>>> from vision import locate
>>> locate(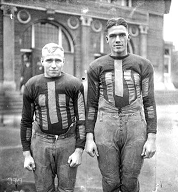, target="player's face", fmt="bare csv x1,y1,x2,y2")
41,50,64,78
106,25,129,57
